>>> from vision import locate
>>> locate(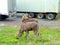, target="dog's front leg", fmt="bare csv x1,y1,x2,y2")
16,30,23,39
